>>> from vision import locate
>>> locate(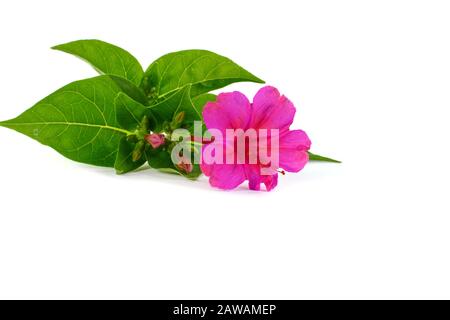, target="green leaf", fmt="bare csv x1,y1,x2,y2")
114,92,147,132
53,39,144,86
0,76,132,167
114,137,146,174
108,75,148,105
142,50,264,100
146,85,201,125
184,164,202,180
192,93,216,118
145,147,173,169
183,93,216,135
145,148,202,180
308,151,341,163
